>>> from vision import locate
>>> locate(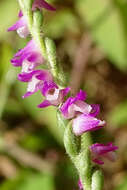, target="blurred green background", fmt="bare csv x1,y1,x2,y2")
0,0,127,189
